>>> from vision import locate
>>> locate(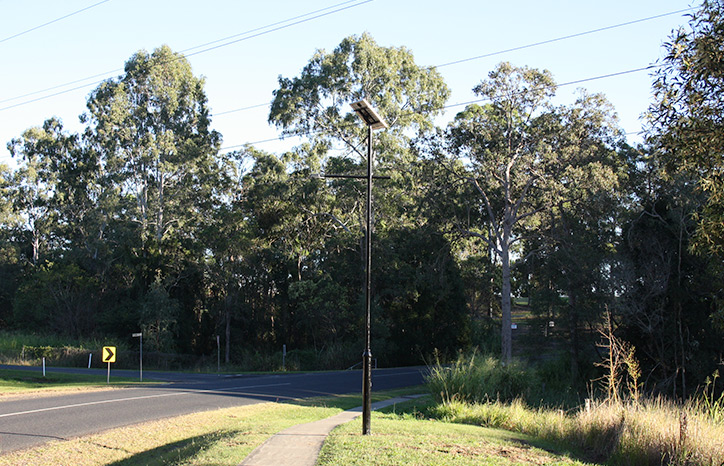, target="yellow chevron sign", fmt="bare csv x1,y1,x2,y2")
102,346,116,363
